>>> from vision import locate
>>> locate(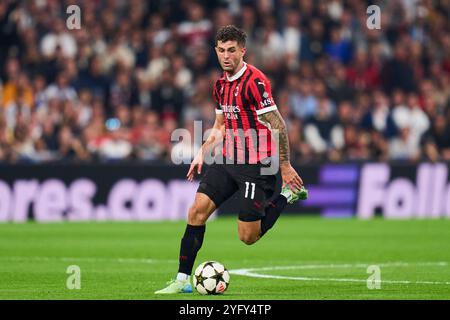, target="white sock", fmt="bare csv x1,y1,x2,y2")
176,272,189,281
280,188,291,199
